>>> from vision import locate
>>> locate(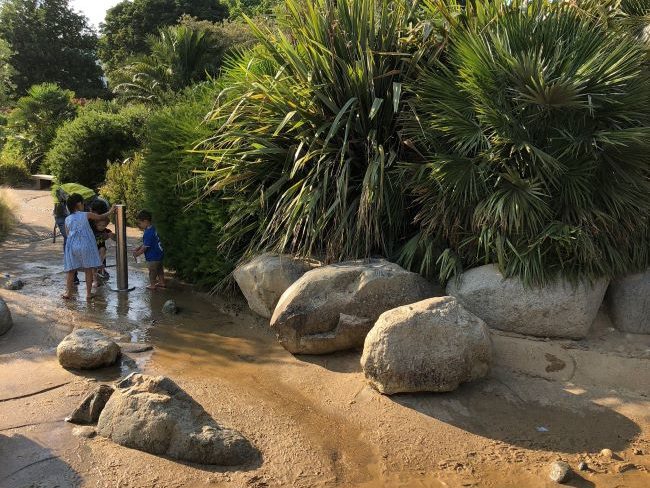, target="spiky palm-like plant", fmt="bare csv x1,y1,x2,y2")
198,0,441,263
403,0,650,285
112,24,218,104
